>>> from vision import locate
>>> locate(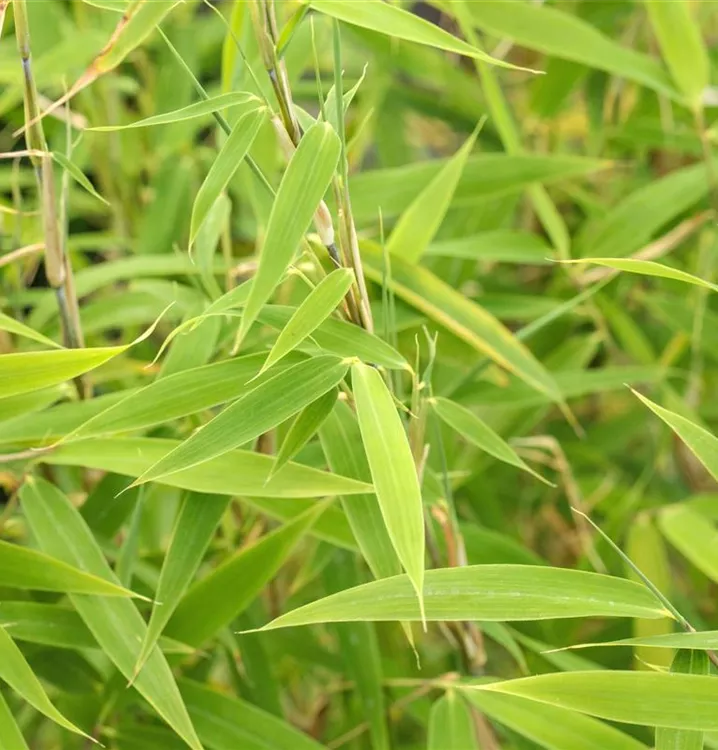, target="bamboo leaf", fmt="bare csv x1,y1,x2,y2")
134,494,229,678
0,312,61,349
237,122,341,347
130,356,350,487
51,151,109,205
0,691,29,750
271,388,338,479
428,691,479,750
190,106,266,245
0,538,139,598
309,0,534,70
631,390,718,483
351,362,426,619
644,0,708,106
388,126,480,263
255,565,668,630
464,688,648,750
89,92,261,130
166,503,327,647
18,477,202,750
43,437,373,498
361,240,563,403
562,258,718,292
260,269,355,374
656,650,709,750
0,626,90,740
658,505,718,585
425,230,553,264
431,396,551,484
473,671,718,732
